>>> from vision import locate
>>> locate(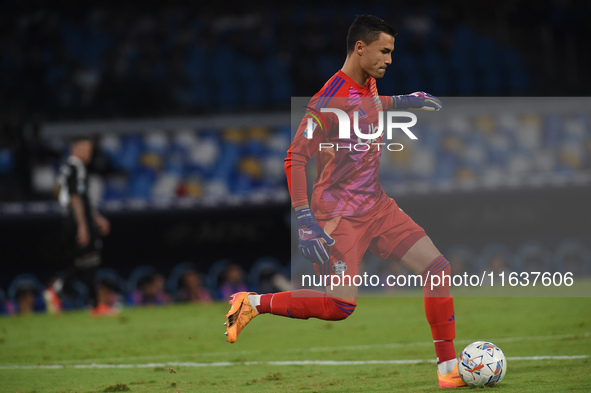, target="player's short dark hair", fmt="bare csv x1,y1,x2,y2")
68,135,94,147
346,15,397,54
